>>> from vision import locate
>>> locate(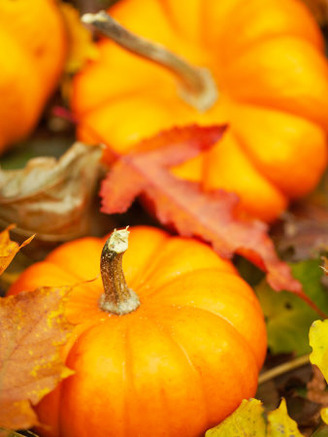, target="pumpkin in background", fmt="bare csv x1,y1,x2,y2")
72,0,328,222
8,226,266,437
0,0,67,153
